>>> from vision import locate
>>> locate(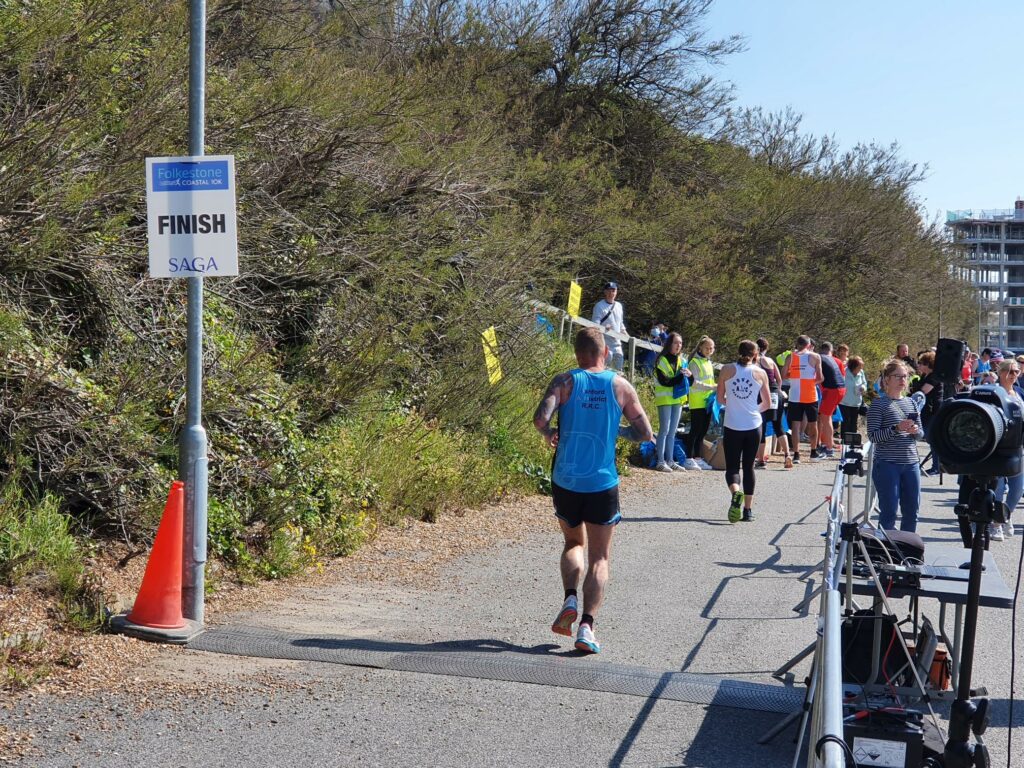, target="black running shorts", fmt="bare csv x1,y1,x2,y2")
552,483,621,528
787,400,819,423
